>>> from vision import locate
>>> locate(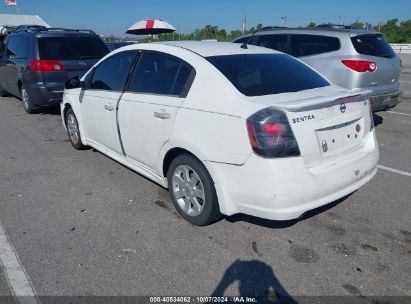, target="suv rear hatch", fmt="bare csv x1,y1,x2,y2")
38,35,109,93
350,34,401,95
